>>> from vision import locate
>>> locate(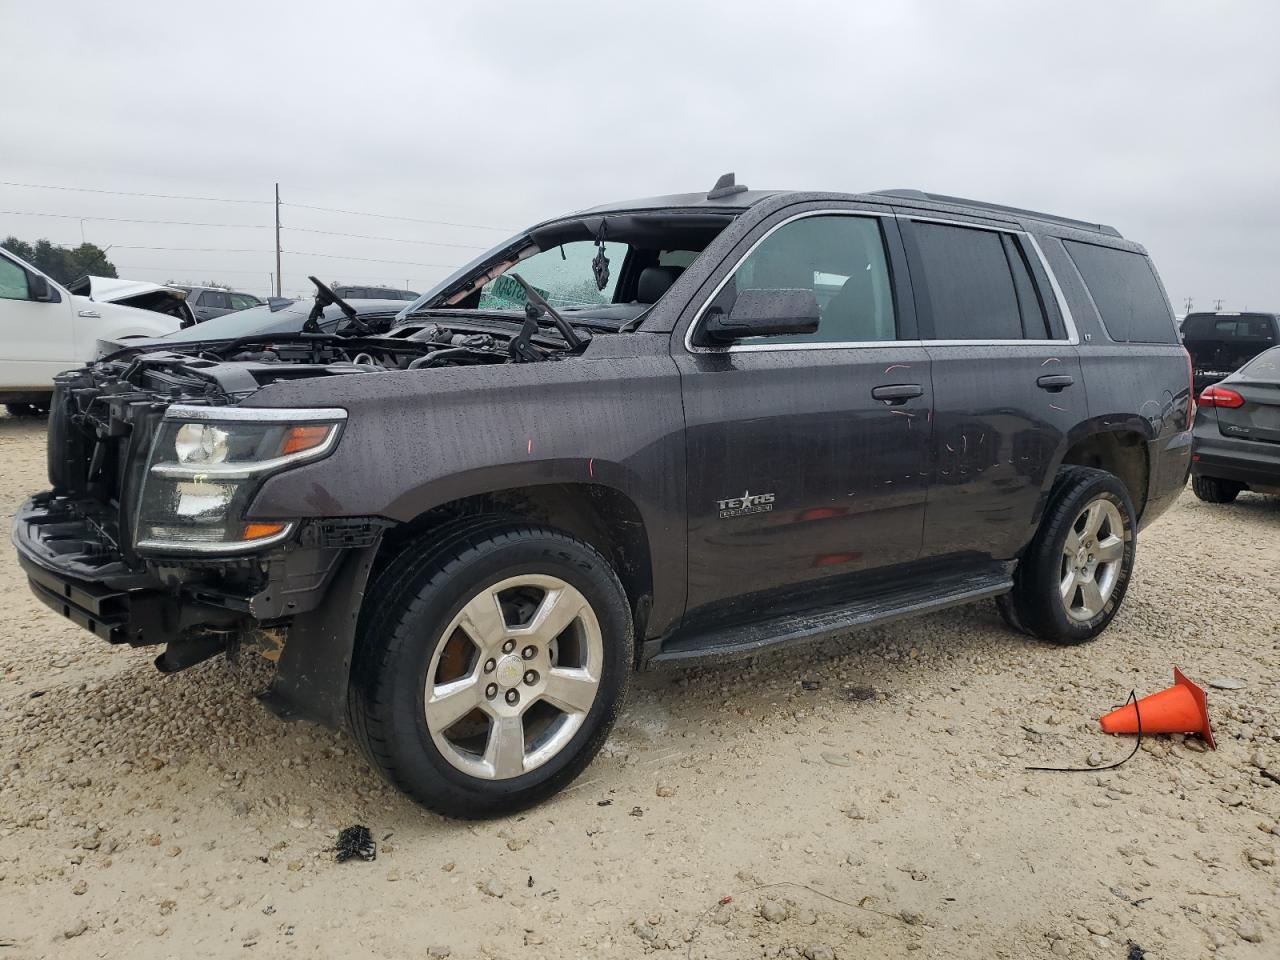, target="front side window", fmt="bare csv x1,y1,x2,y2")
229,293,258,310
704,215,896,344
478,240,626,310
0,257,31,301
